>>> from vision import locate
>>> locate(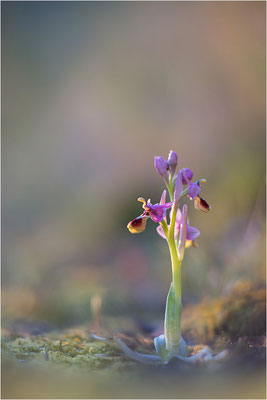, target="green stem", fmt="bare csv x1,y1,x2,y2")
167,202,181,300
167,182,174,202
163,175,187,300
169,204,177,239
160,213,181,300
168,236,181,300
160,219,169,239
